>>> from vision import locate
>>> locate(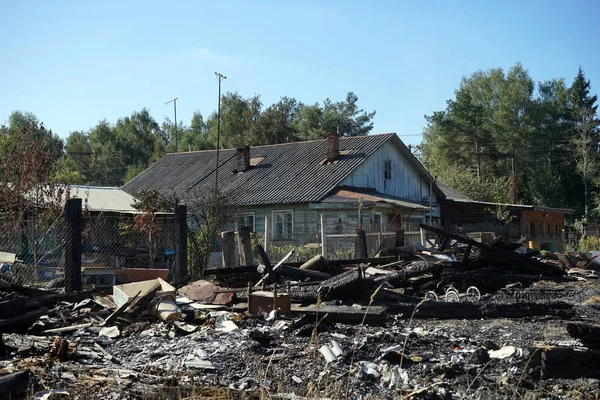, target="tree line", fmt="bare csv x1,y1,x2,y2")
421,63,599,221
0,92,375,186
0,92,375,187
